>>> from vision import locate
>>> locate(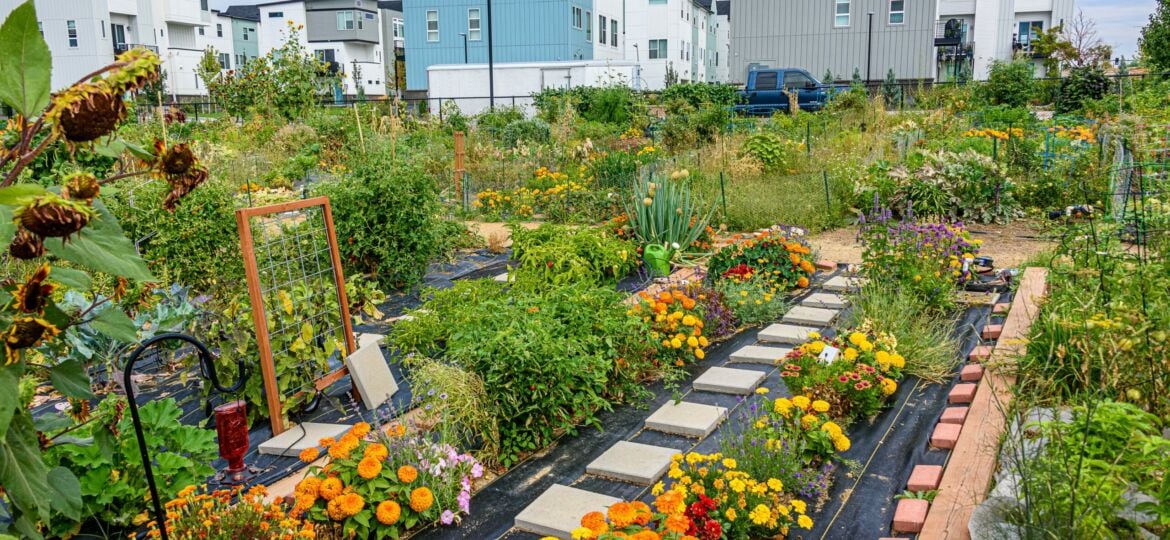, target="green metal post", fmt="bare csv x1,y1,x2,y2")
719,171,728,220
822,171,831,212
